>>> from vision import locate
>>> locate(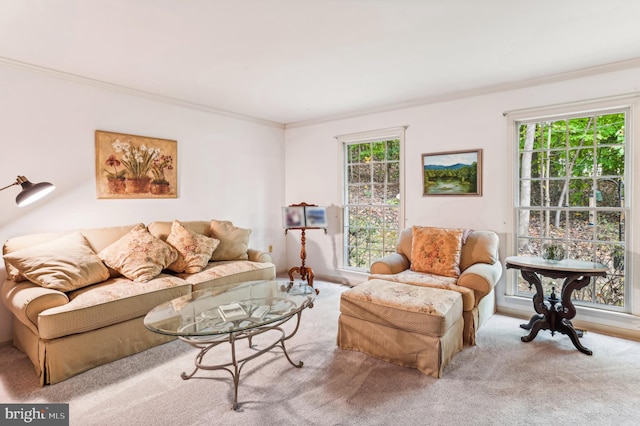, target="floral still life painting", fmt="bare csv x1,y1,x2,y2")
95,130,177,199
